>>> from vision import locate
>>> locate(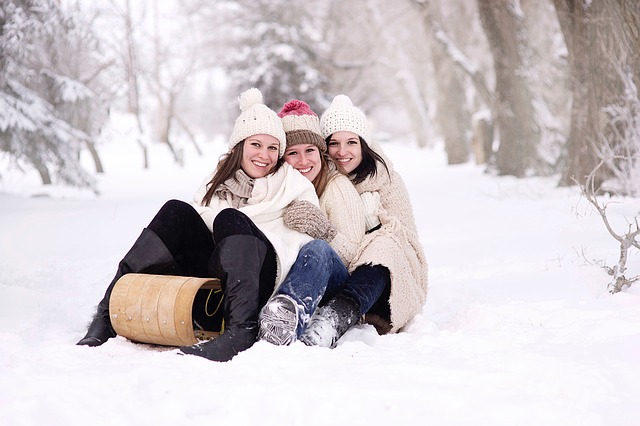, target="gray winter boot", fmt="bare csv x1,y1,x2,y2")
258,294,299,346
300,294,360,348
